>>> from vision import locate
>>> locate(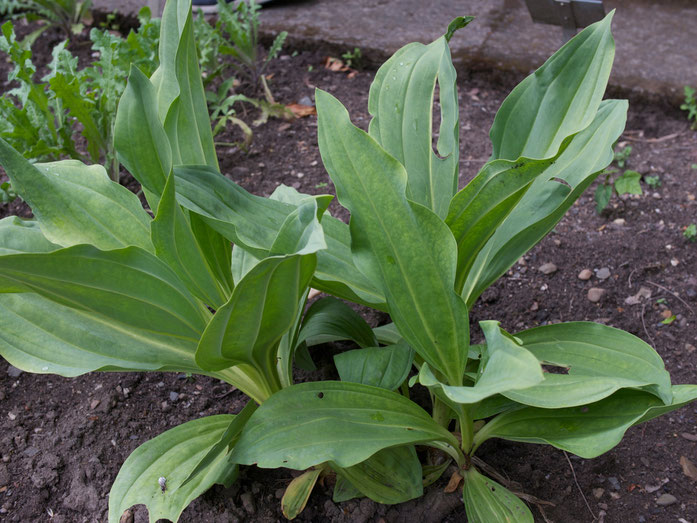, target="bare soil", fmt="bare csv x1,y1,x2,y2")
0,16,696,523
